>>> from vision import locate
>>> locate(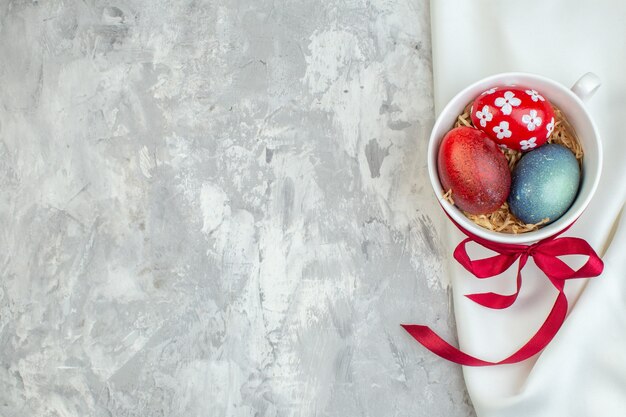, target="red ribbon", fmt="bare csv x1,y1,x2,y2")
402,218,604,366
